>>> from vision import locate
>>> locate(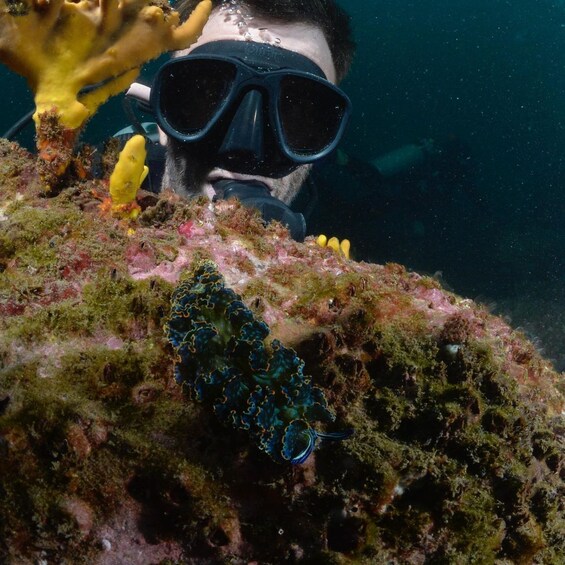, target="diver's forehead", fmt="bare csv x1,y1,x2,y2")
176,6,337,84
